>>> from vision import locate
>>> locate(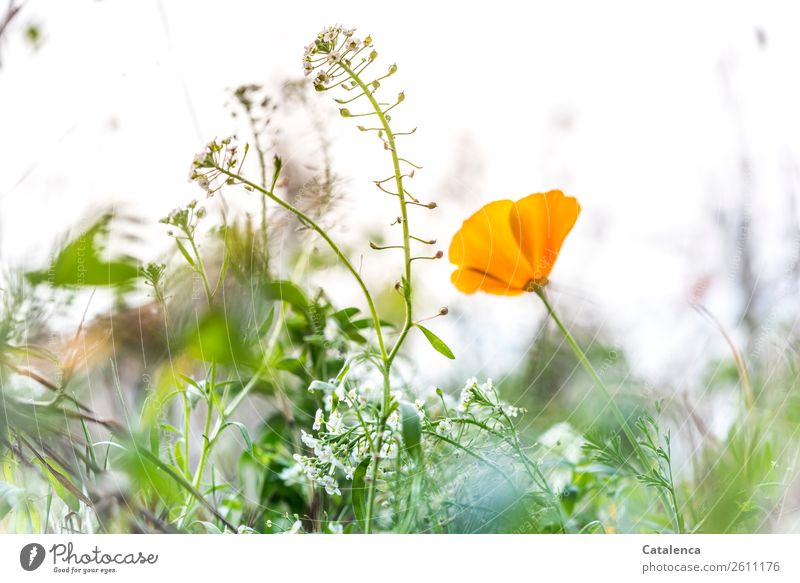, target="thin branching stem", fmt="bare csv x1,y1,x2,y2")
535,287,683,533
